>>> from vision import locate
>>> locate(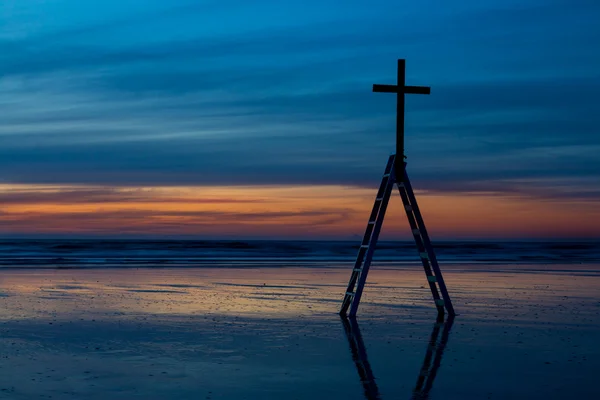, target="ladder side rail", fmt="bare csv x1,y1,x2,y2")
397,183,444,312
367,157,393,223
363,176,390,245
348,165,395,317
340,252,365,314
340,155,395,315
356,155,394,263
402,168,456,316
